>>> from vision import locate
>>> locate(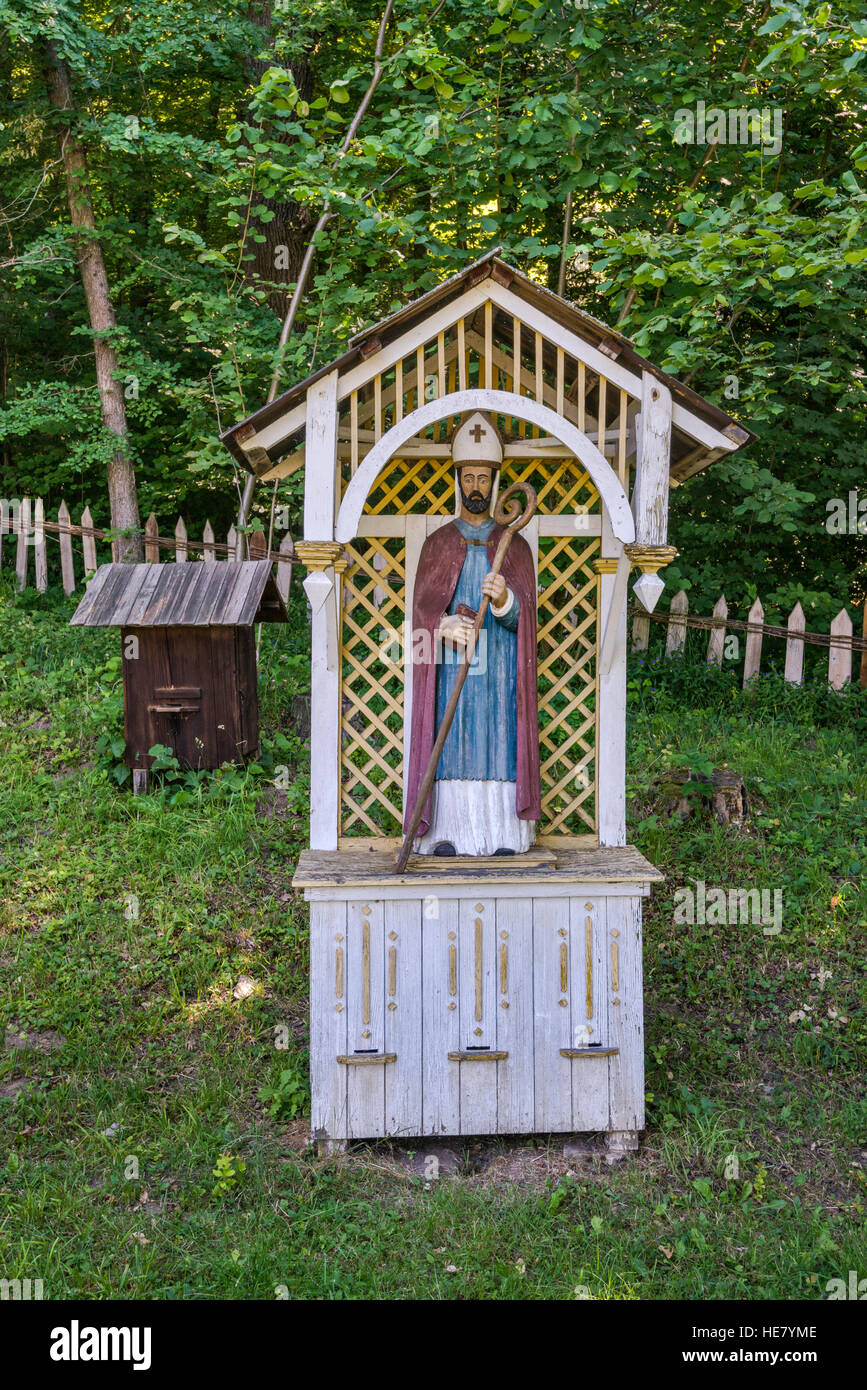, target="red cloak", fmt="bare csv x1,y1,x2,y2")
405,521,541,836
